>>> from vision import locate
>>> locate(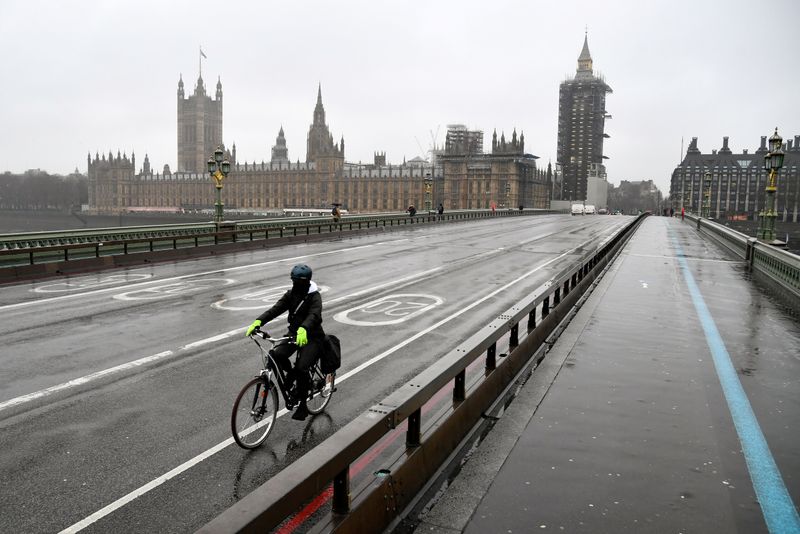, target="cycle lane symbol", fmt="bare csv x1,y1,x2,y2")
33,273,153,293
333,294,443,326
211,285,330,311
113,277,236,301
